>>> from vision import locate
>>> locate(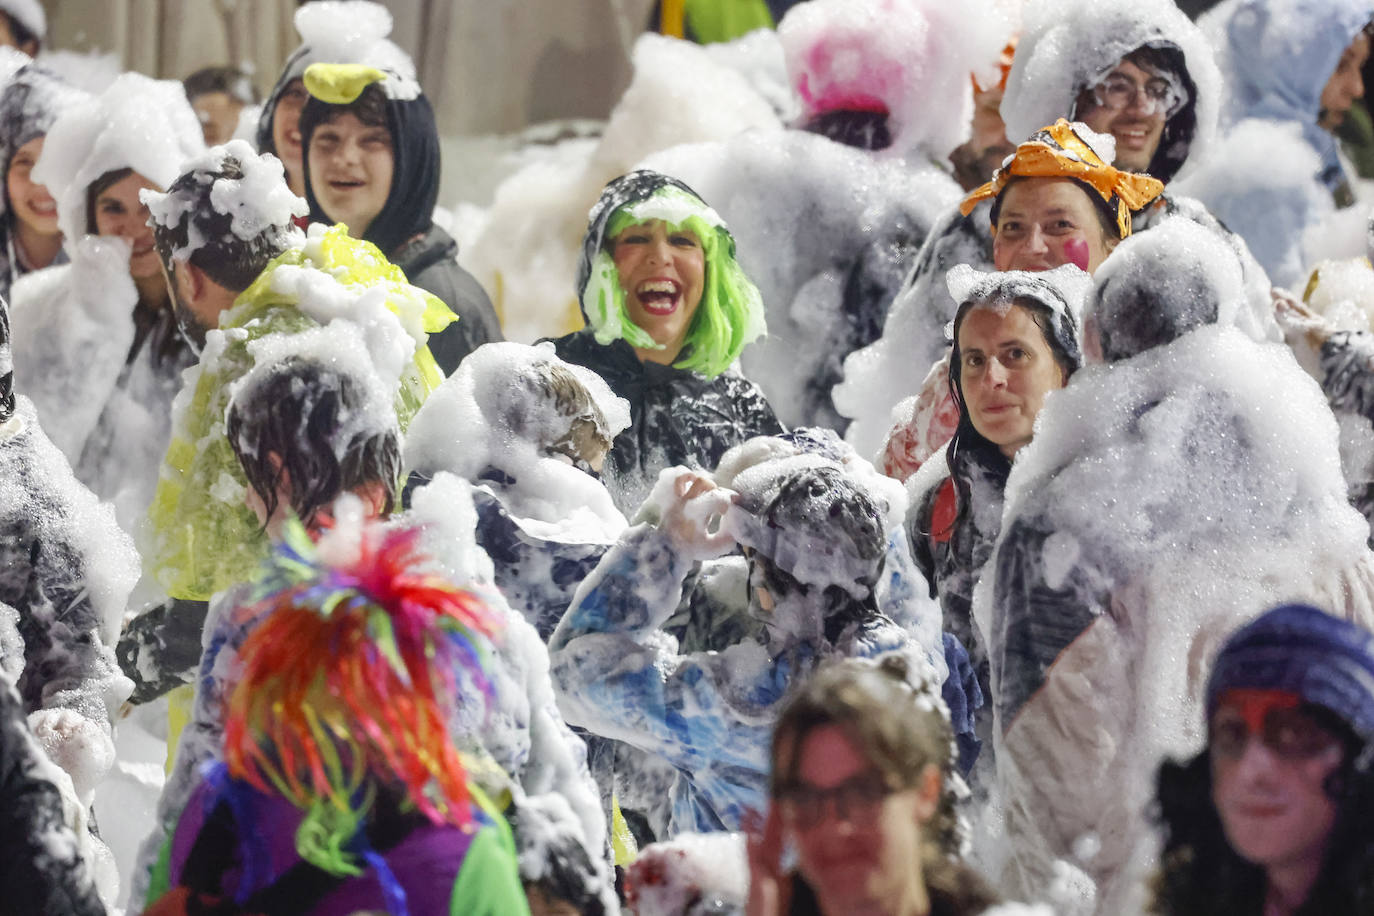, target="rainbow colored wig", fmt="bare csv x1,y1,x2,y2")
222,520,502,877
580,181,766,378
